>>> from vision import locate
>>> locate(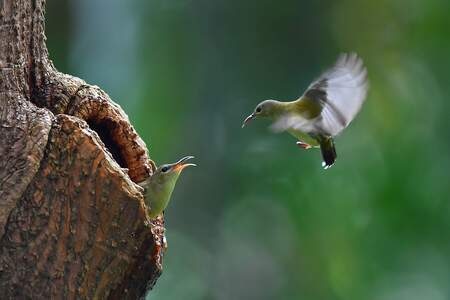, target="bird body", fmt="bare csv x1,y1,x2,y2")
287,128,320,147
139,156,195,219
242,53,368,168
249,100,321,146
